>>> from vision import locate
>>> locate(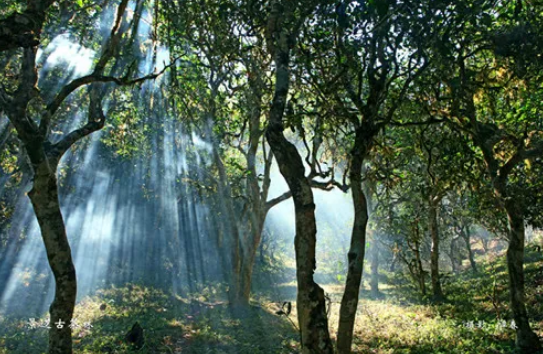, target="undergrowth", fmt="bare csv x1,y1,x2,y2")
0,247,542,353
